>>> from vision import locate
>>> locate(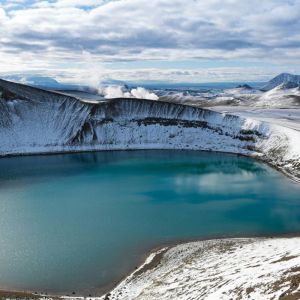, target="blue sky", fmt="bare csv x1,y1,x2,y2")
0,0,300,85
